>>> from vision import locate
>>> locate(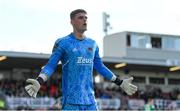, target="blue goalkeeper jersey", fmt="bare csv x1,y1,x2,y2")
41,33,115,104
